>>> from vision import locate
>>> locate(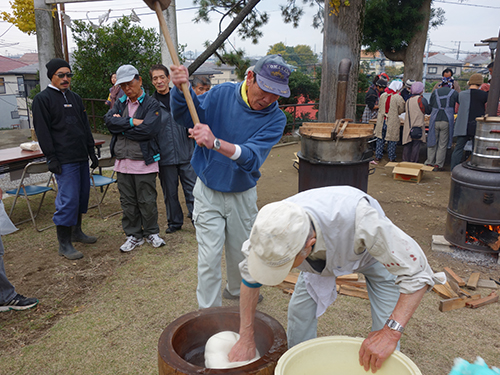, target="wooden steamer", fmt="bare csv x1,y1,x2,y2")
158,306,287,375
